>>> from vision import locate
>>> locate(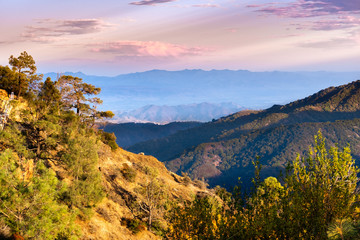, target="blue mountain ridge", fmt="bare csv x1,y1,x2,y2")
44,69,360,122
